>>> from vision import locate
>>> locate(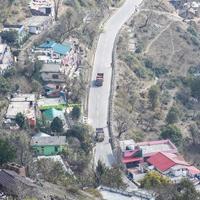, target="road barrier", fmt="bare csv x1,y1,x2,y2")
99,185,155,200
